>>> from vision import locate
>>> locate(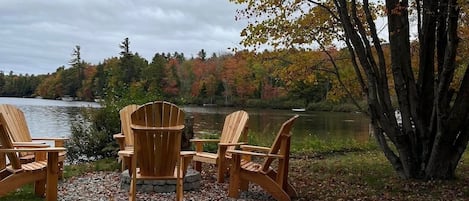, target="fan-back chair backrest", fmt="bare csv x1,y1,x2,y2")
0,113,22,170
0,104,32,142
120,104,139,147
218,110,249,154
262,115,299,172
131,101,185,177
